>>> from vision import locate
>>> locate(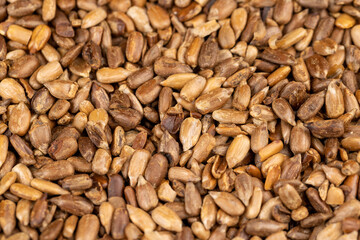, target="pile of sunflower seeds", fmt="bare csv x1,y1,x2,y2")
0,0,360,239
